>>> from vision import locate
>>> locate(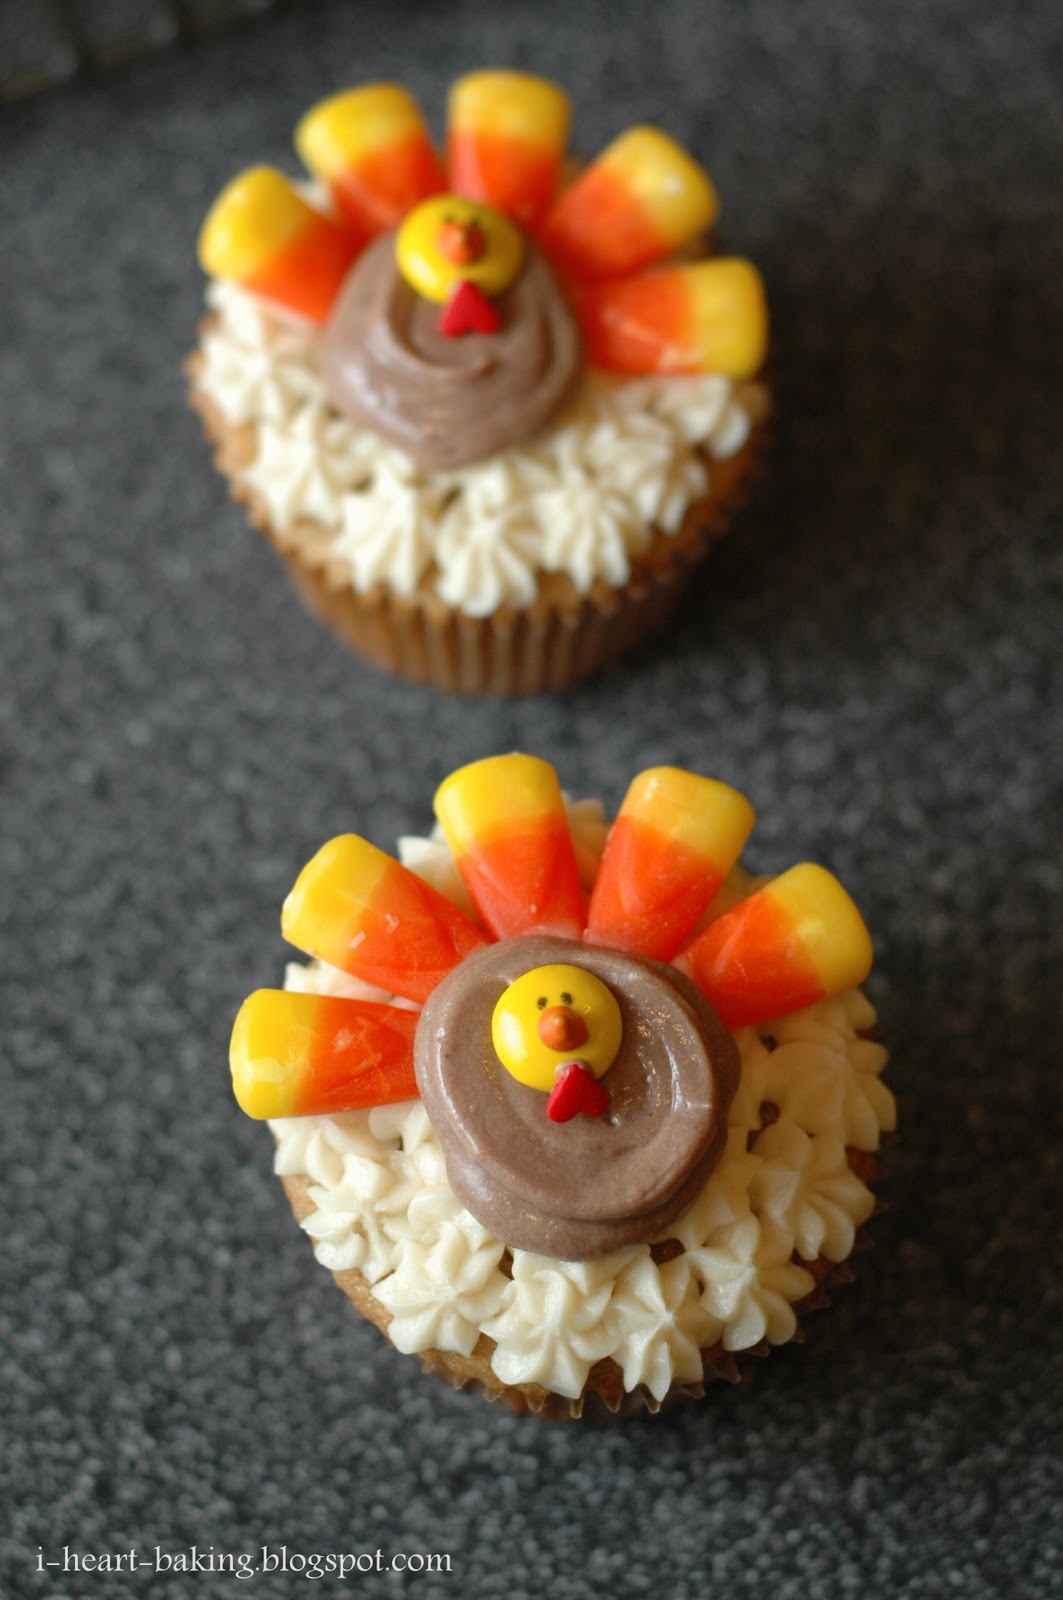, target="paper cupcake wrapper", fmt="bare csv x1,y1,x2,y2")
189,351,767,696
